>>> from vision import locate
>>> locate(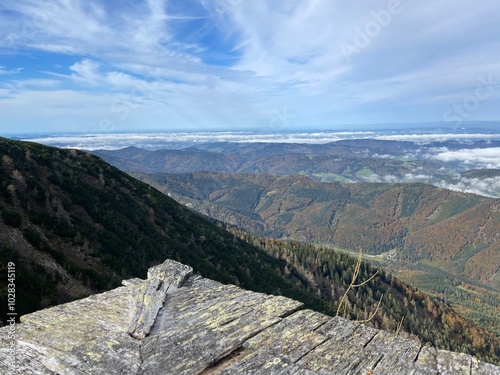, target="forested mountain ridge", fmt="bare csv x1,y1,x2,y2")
132,171,498,288
92,143,444,180
92,139,500,198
